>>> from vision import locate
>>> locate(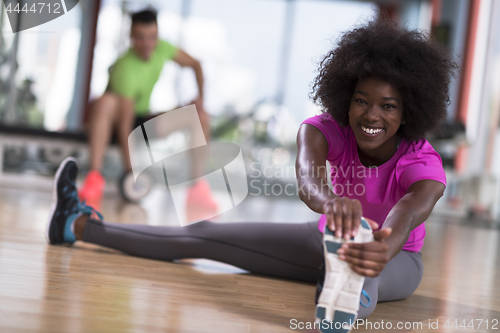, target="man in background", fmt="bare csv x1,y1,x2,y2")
80,9,215,212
